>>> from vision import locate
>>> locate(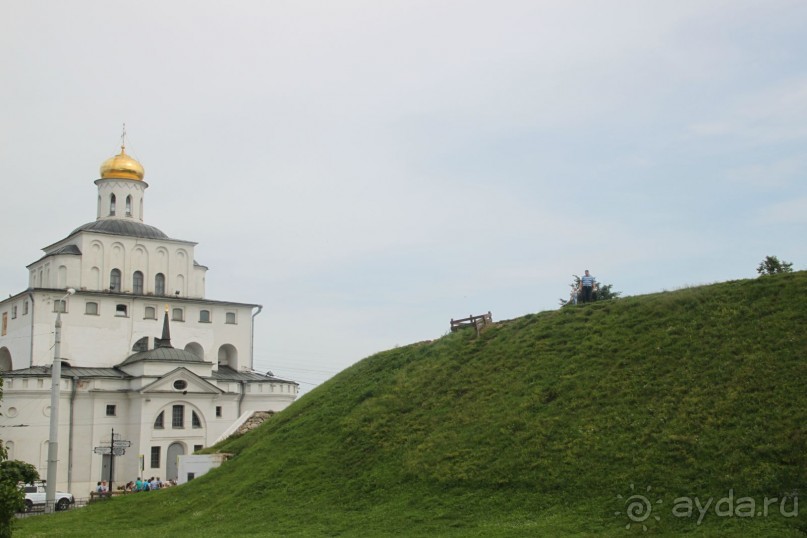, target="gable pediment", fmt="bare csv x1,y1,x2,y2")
141,367,222,395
